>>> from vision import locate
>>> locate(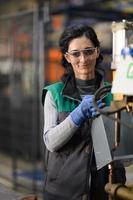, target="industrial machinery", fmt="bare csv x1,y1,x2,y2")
93,20,133,200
